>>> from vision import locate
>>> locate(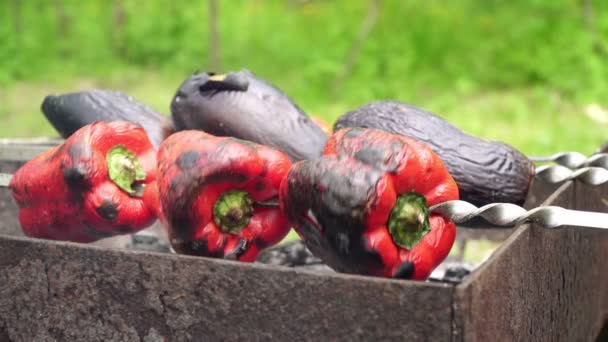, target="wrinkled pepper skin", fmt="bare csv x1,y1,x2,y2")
157,130,292,261
9,121,158,243
280,127,459,280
